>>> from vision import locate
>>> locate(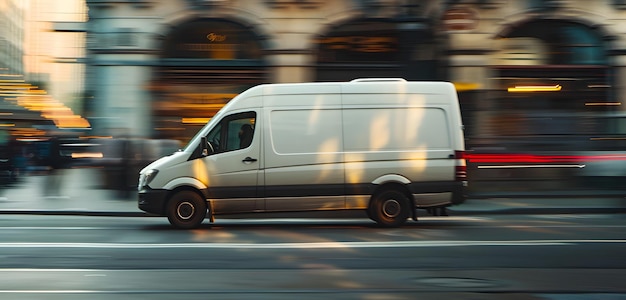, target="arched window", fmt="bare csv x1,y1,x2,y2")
162,19,263,60
500,20,606,65
315,19,440,81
